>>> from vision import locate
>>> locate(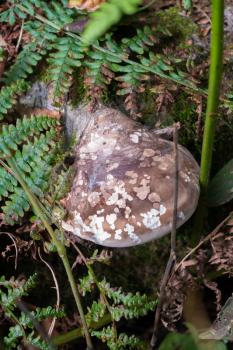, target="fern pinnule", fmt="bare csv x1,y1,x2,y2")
0,80,29,120
0,167,17,200
4,43,46,84
92,326,147,350
3,188,30,224
0,115,59,157
47,37,85,101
